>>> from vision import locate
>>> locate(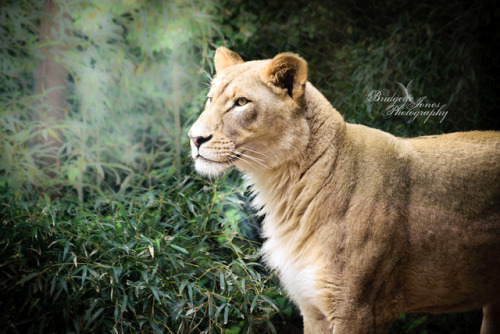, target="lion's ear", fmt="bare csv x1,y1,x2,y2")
262,53,308,100
214,47,244,73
